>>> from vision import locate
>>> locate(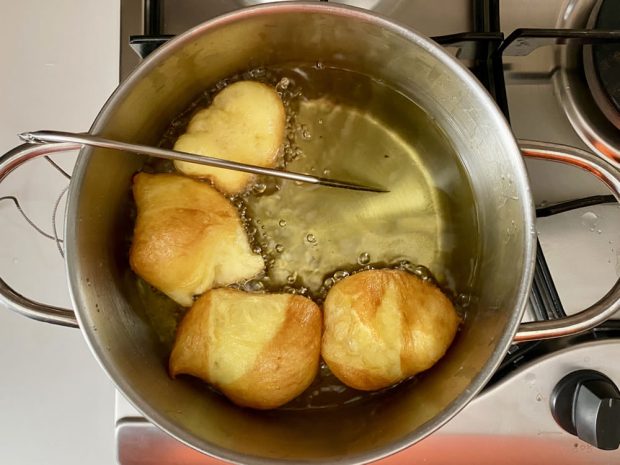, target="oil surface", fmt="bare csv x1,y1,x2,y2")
136,64,479,409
